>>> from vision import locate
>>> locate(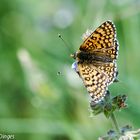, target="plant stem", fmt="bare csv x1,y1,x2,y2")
110,113,121,135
